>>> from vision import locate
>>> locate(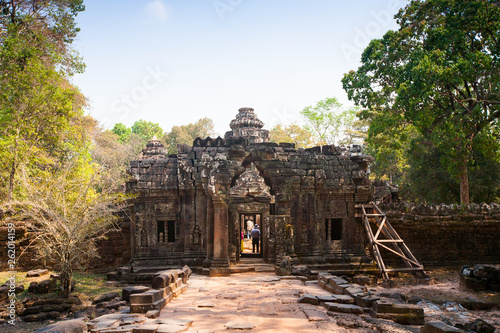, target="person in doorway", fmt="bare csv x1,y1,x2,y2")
251,224,260,253
246,219,254,239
